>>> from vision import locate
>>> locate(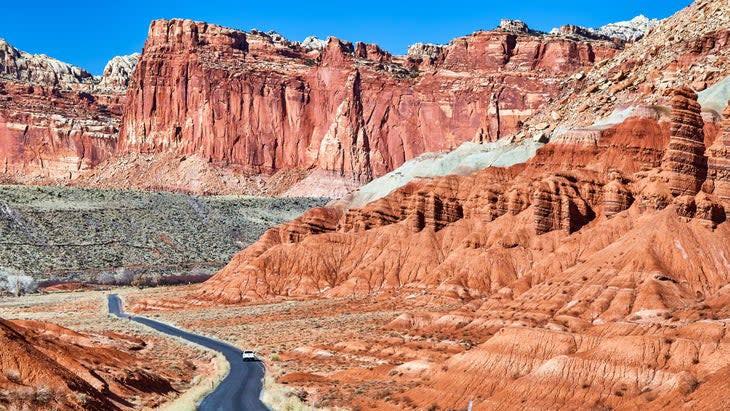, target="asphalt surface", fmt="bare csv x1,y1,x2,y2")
107,294,268,411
